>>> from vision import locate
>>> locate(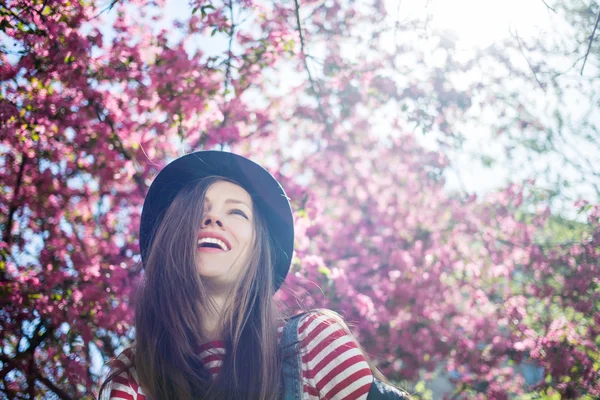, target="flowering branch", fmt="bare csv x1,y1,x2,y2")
92,103,146,195
293,0,329,129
